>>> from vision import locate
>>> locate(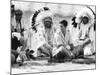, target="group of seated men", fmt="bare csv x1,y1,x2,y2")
11,6,96,65
37,17,93,63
